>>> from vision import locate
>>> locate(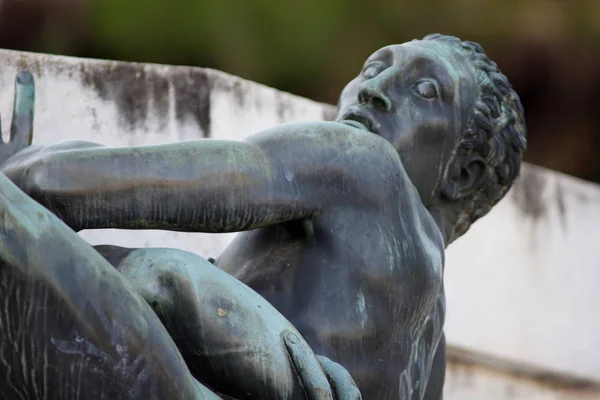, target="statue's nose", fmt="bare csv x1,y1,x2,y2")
358,77,392,112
